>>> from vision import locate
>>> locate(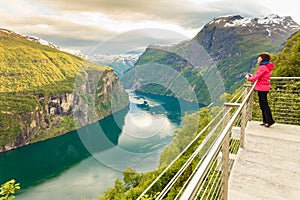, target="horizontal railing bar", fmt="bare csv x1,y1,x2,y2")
273,98,300,101
275,116,300,119
223,103,241,107
275,108,300,110
274,106,300,109
273,111,300,114
271,77,300,80
275,101,300,107
273,90,300,93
